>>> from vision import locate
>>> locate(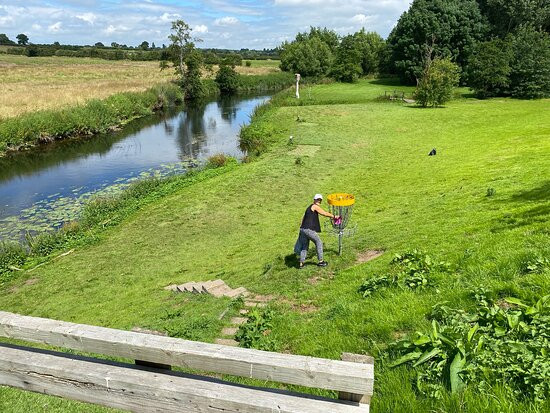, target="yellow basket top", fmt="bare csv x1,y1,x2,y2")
327,193,355,207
